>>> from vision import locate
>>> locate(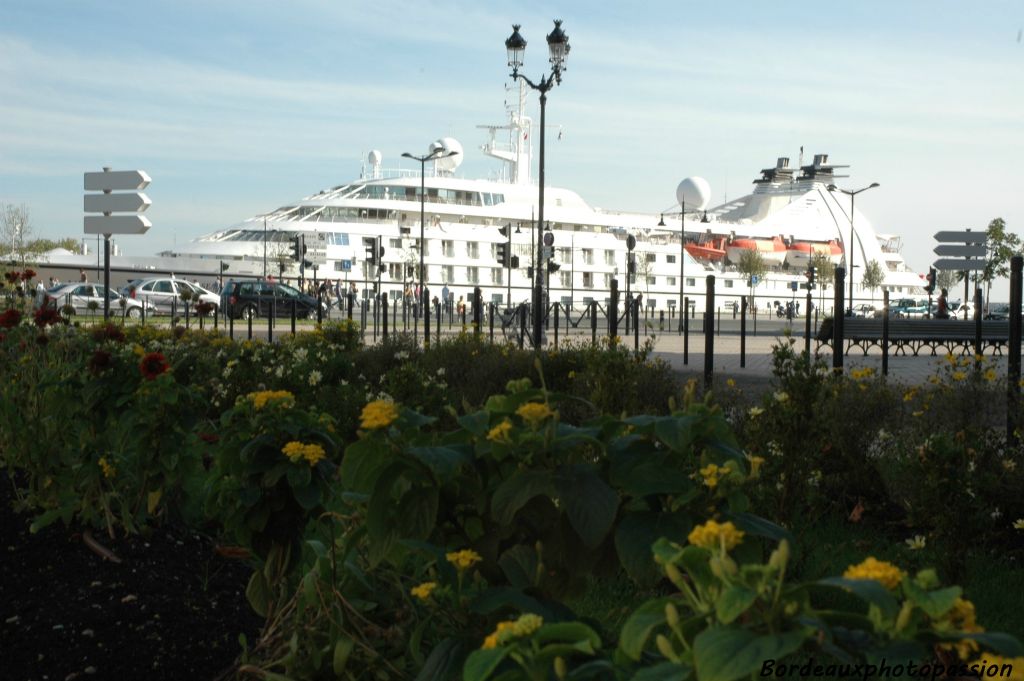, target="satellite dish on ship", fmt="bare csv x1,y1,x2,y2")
368,150,382,167
433,137,464,172
676,177,711,211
